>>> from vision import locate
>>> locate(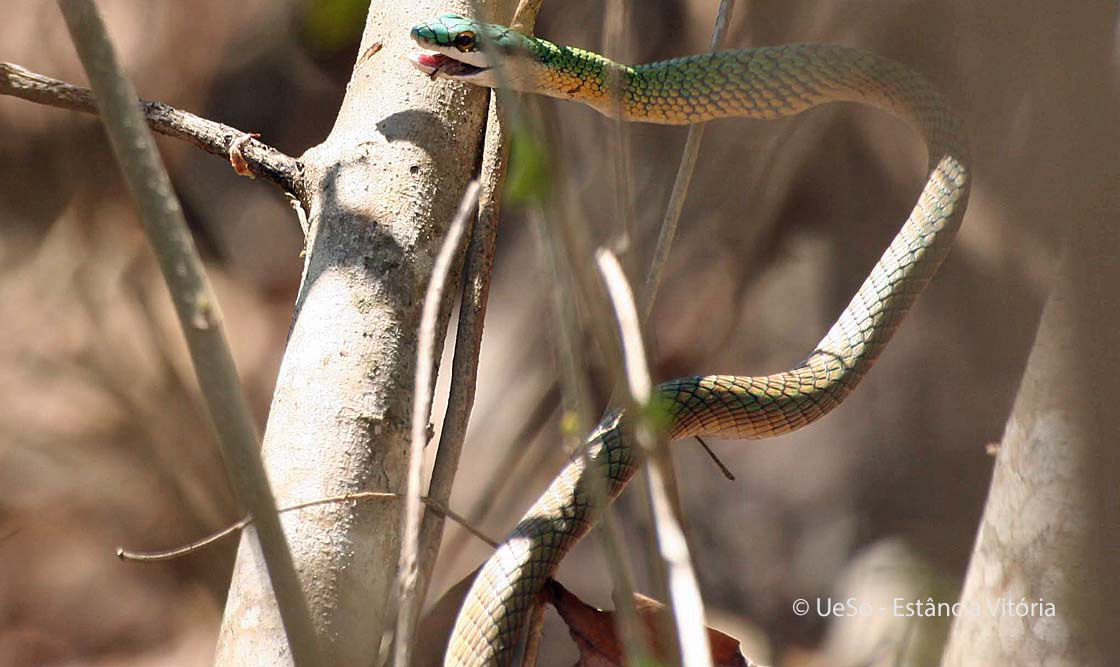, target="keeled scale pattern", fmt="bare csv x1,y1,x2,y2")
445,40,970,667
